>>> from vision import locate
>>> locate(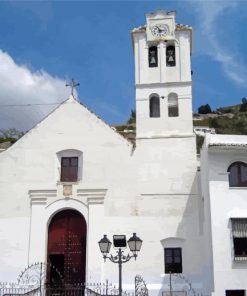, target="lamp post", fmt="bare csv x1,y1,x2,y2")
98,233,142,296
